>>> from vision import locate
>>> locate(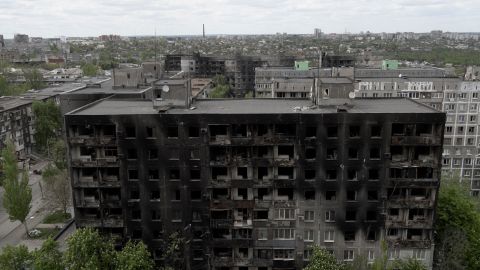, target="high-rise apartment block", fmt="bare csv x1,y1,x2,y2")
66,88,444,269
442,81,480,193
